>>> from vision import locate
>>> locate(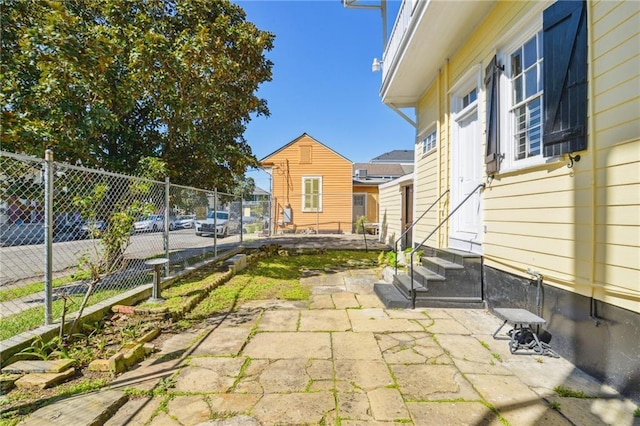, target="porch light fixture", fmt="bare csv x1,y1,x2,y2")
371,57,383,72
